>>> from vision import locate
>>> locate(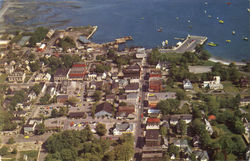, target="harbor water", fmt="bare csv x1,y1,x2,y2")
2,0,250,62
